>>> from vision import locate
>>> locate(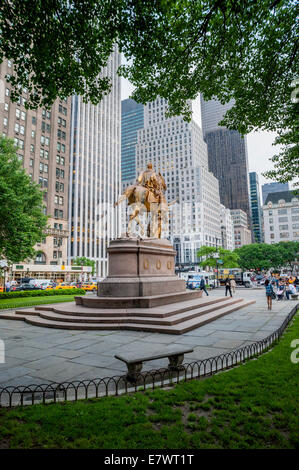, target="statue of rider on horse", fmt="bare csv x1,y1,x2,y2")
114,163,169,238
